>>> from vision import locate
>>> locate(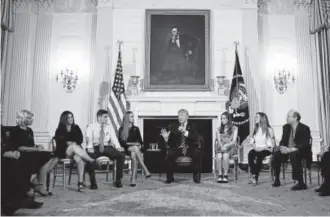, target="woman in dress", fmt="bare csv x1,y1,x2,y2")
118,111,151,187
54,111,95,191
248,112,275,186
8,110,56,196
215,111,238,183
